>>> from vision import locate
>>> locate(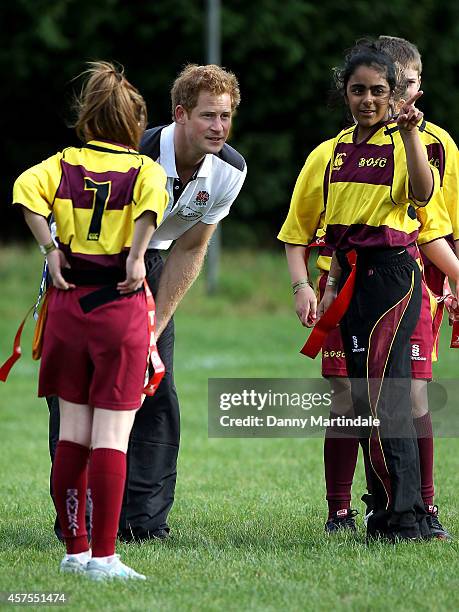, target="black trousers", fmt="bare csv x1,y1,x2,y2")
338,248,429,537
48,249,180,540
